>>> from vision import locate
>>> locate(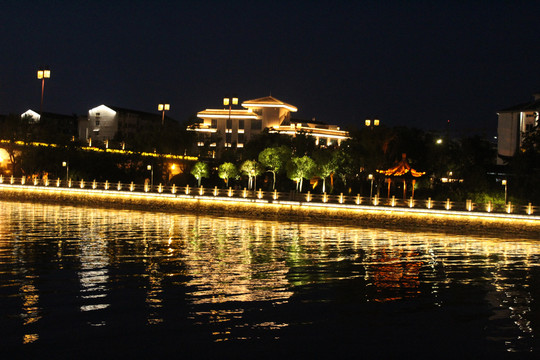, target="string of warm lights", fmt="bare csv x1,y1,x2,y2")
0,180,538,224
0,139,198,160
